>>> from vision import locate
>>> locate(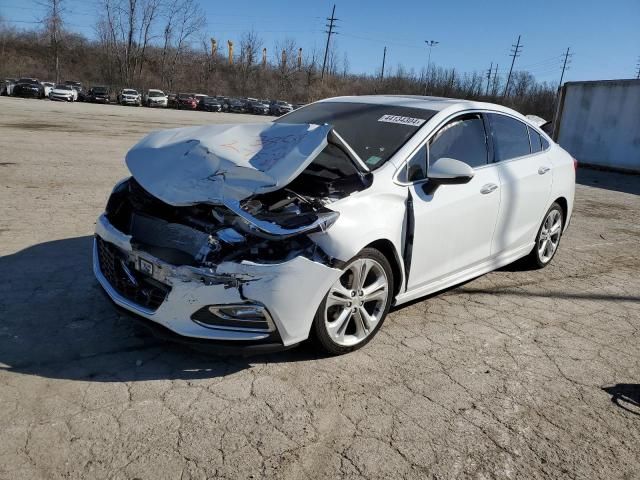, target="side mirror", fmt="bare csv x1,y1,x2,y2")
427,157,475,184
